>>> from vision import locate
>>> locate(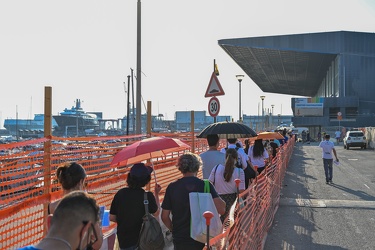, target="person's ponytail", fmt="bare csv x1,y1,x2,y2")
224,148,237,182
